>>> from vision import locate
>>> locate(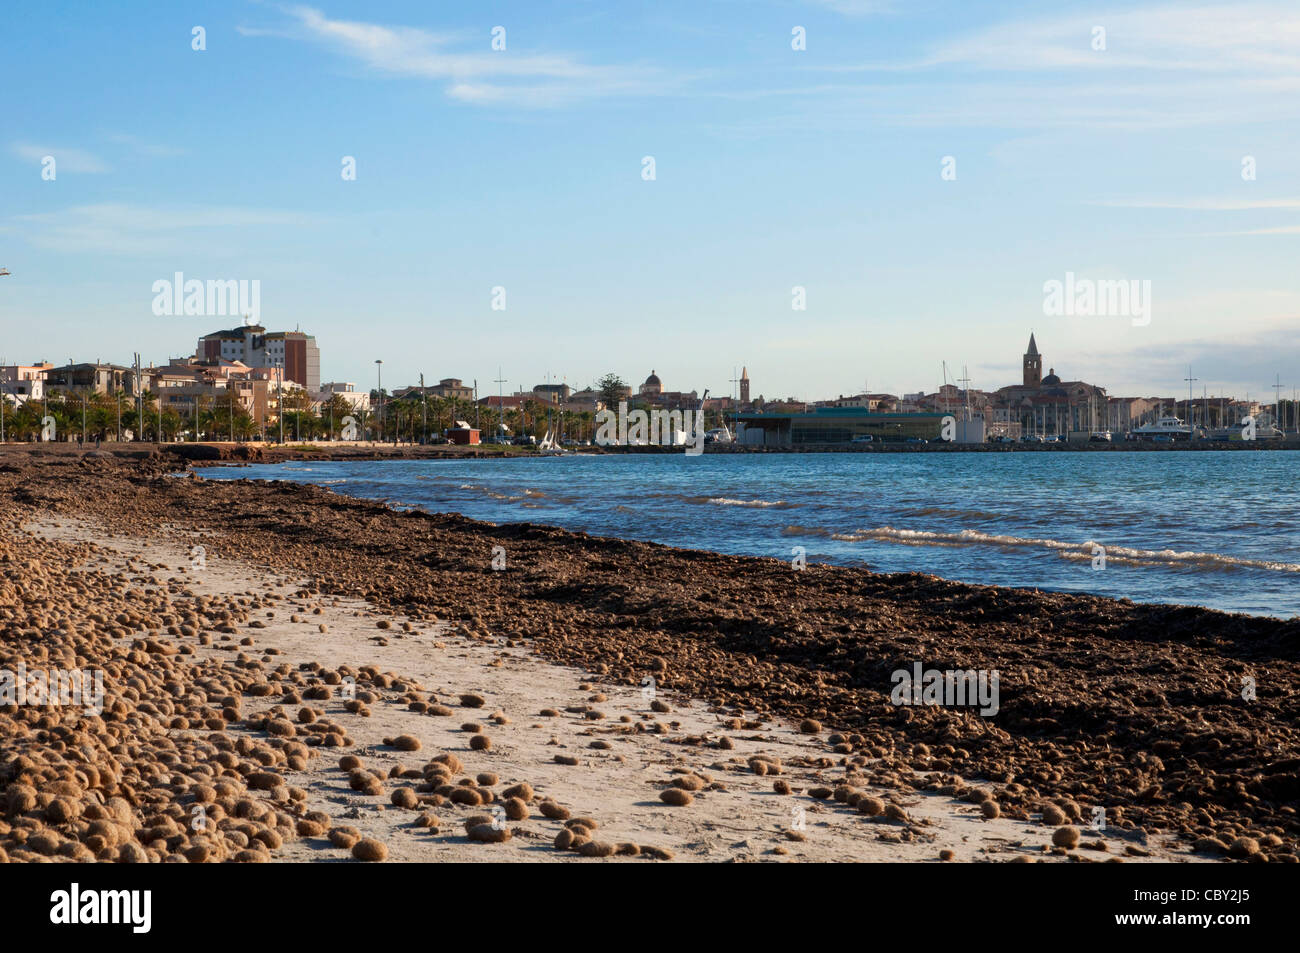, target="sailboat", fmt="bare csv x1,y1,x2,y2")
537,428,566,455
